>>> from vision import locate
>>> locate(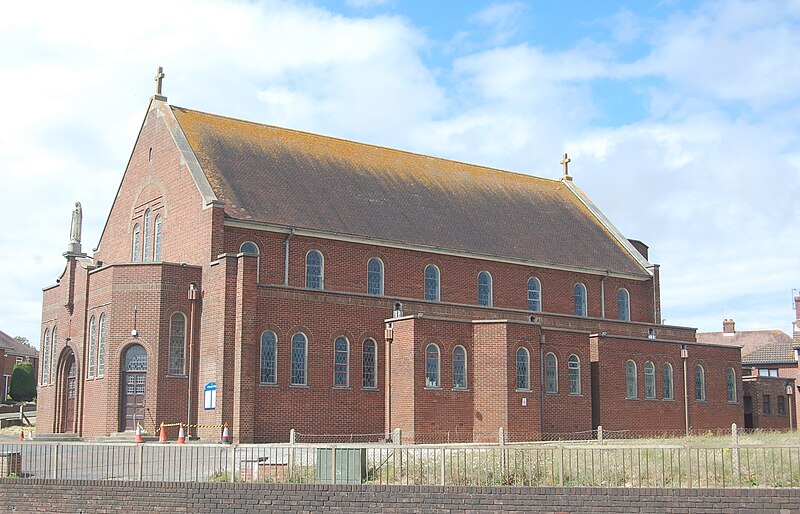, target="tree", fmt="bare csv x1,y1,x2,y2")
13,336,34,349
9,362,36,402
